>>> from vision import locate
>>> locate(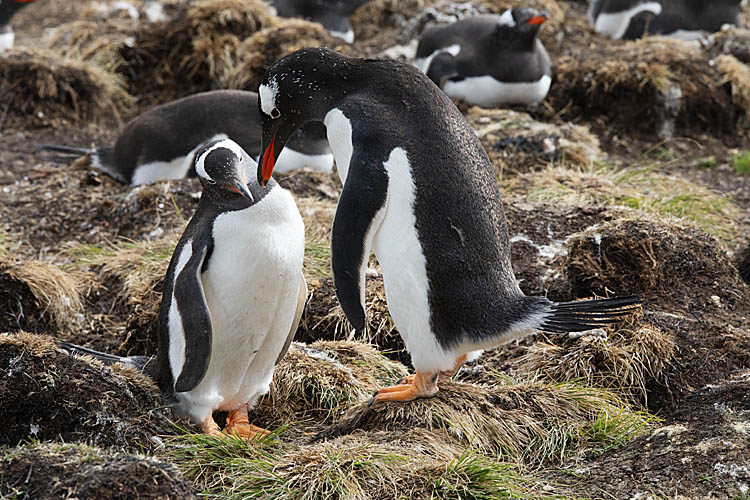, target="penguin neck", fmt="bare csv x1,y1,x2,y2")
199,180,275,212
